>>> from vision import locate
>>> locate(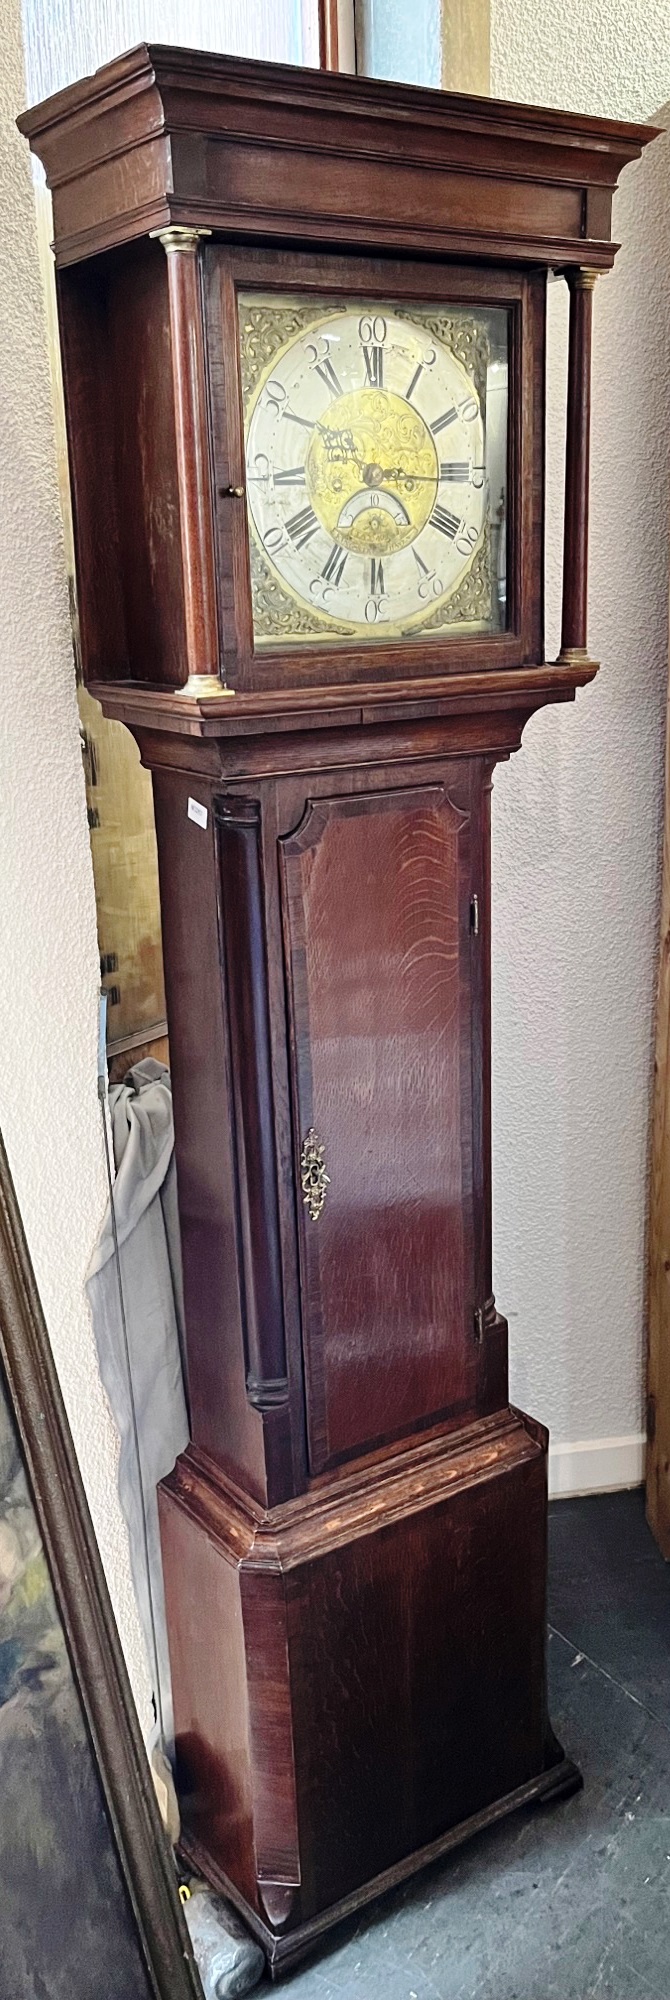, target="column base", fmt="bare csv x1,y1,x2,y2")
178,672,235,697
554,647,599,671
